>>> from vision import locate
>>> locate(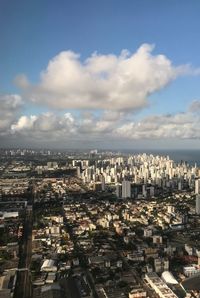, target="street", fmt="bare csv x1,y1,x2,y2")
14,206,33,298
